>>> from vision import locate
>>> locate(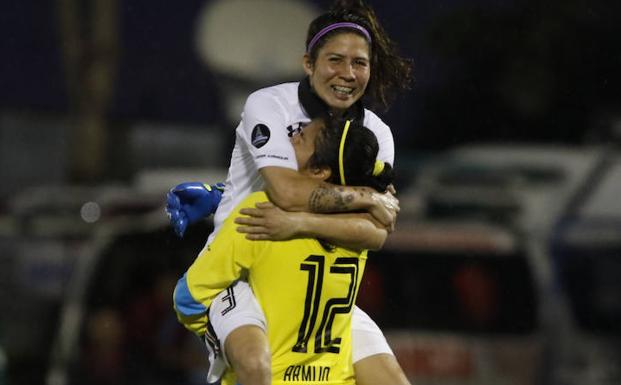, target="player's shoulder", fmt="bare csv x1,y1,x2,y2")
363,108,392,142
244,191,269,203
218,191,270,240
247,82,299,104
363,108,389,129
234,191,269,212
